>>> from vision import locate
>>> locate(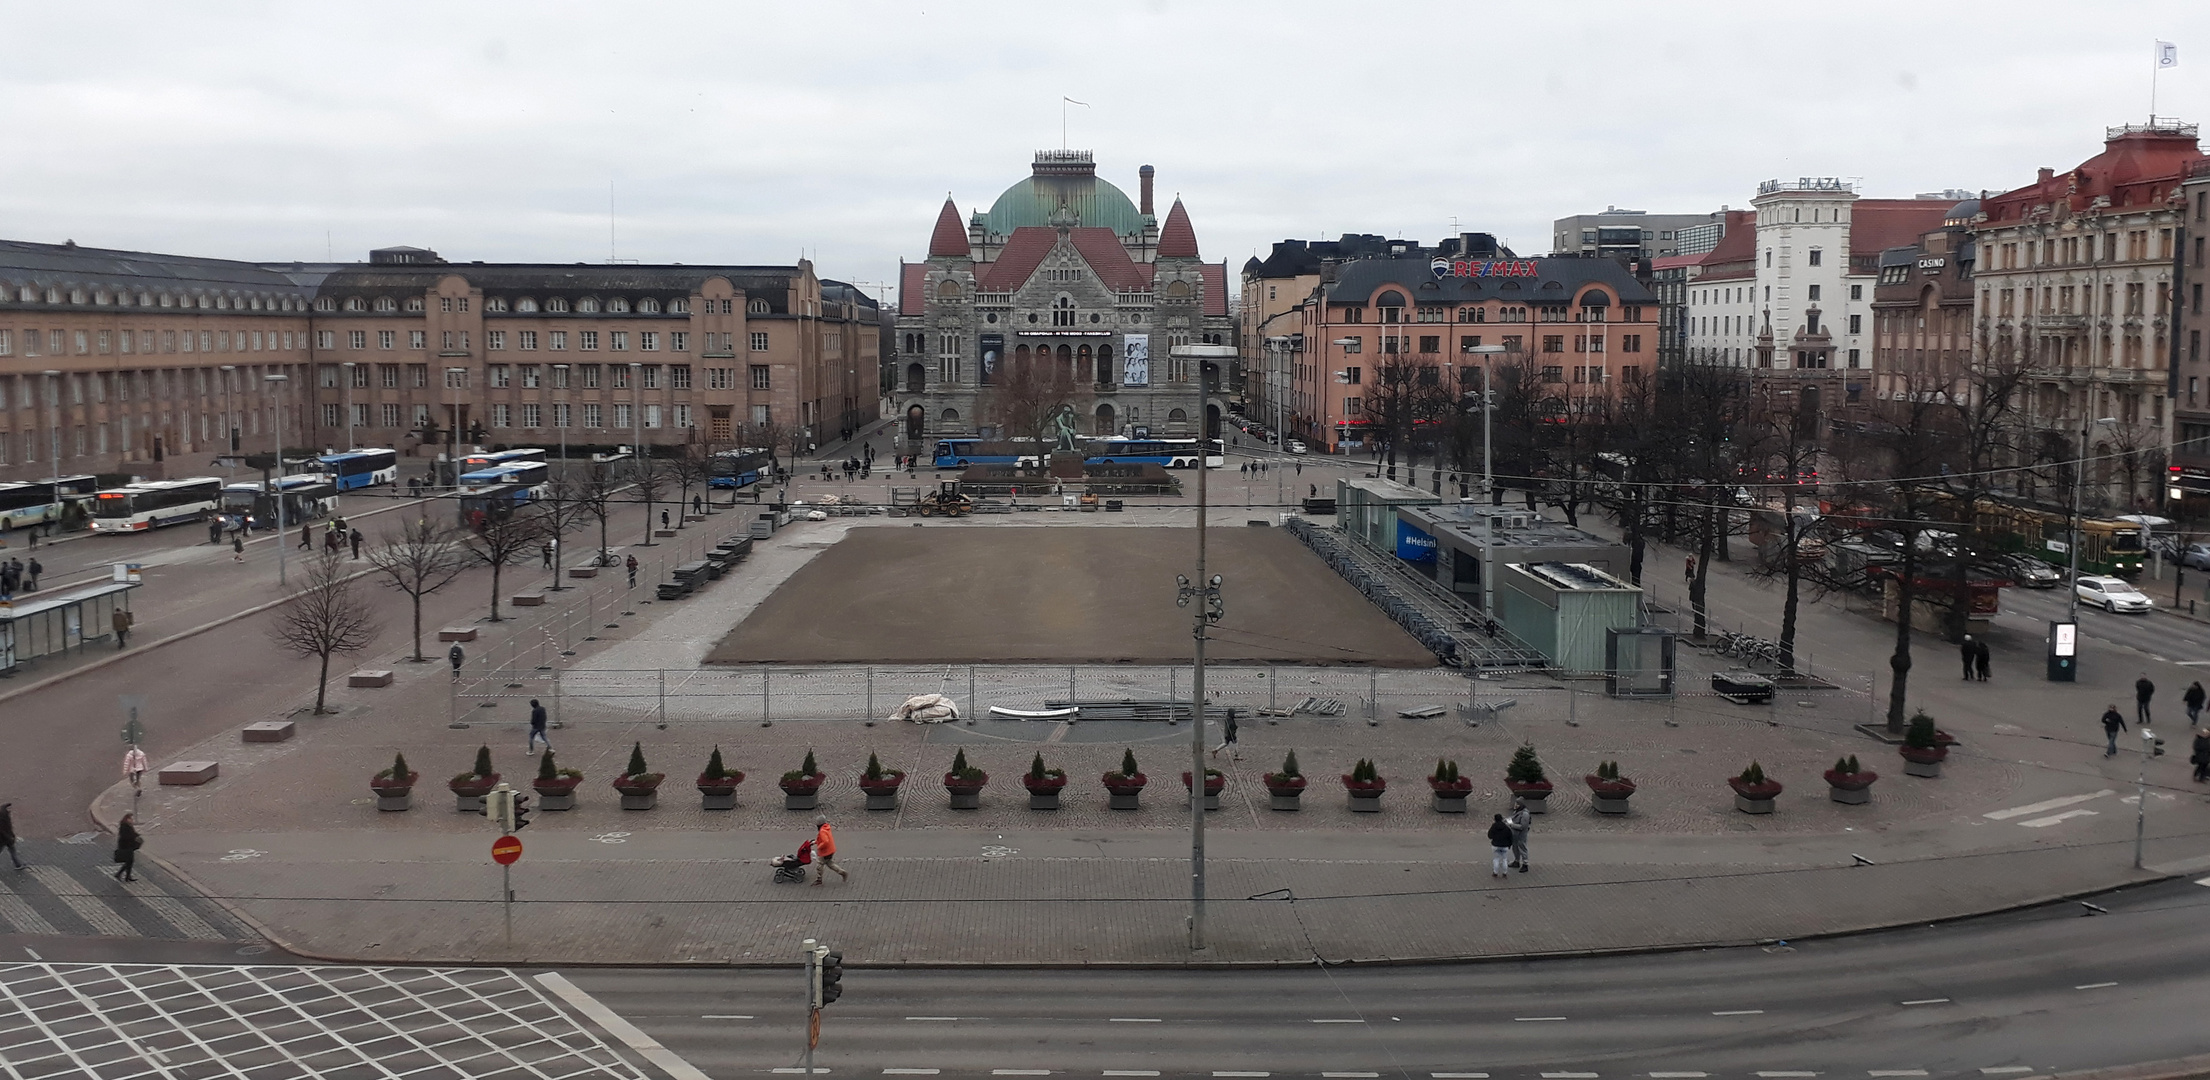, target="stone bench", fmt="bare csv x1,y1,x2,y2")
241,721,295,743
511,592,545,607
655,529,678,538
347,670,393,688
437,627,478,642
567,566,599,579
159,761,219,786
685,514,707,522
